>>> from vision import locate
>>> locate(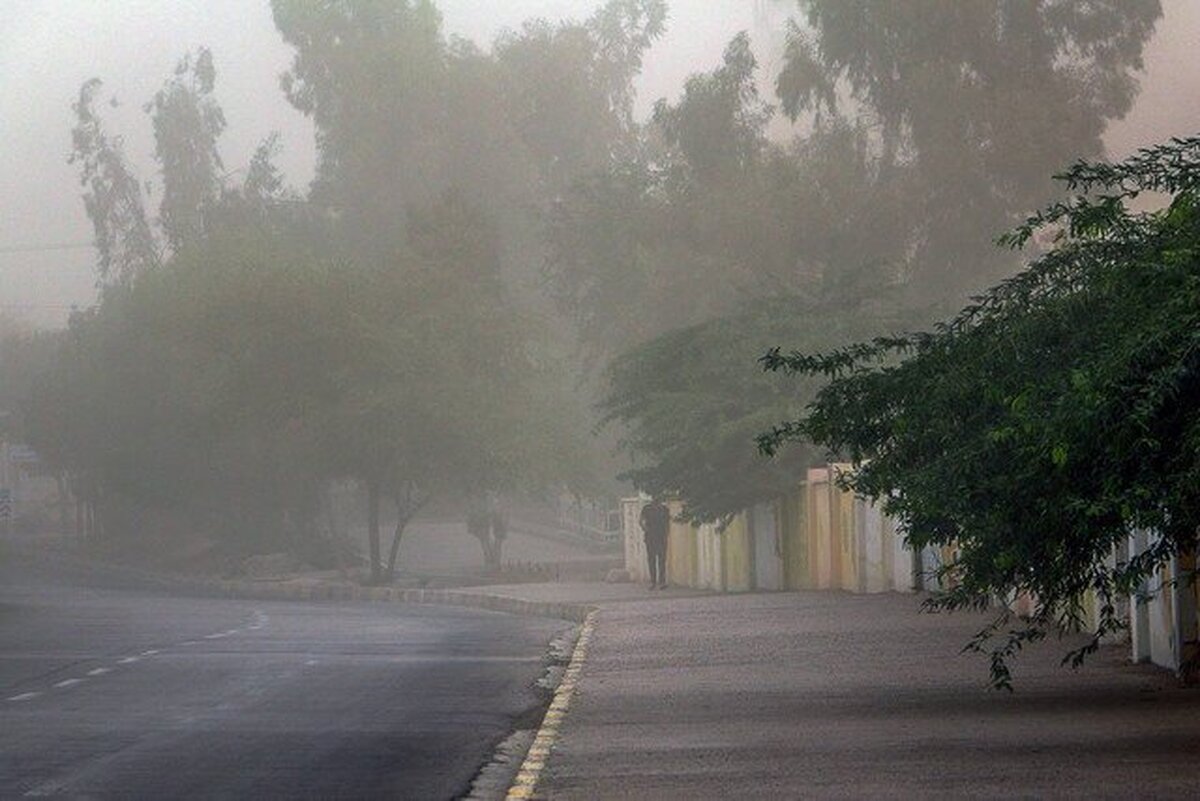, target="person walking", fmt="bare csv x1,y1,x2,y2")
639,495,670,590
